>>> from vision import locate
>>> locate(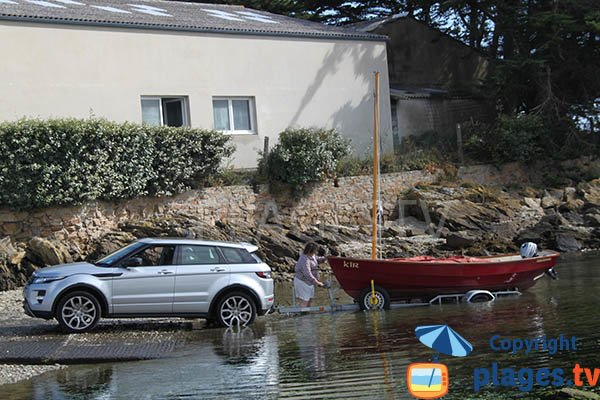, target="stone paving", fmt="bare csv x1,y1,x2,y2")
0,289,205,385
